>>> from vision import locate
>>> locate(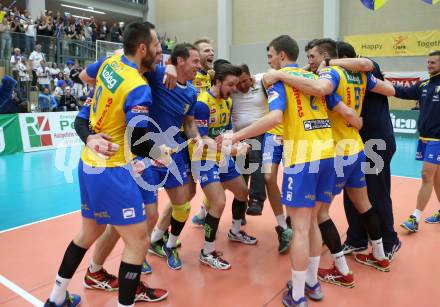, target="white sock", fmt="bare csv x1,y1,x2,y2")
371,238,386,260
203,241,215,255
231,219,241,235
88,260,103,273
151,228,165,243
305,256,320,286
198,204,207,218
291,269,306,301
49,275,71,305
332,251,350,275
412,209,422,222
118,303,134,307
166,233,178,248
276,214,288,229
